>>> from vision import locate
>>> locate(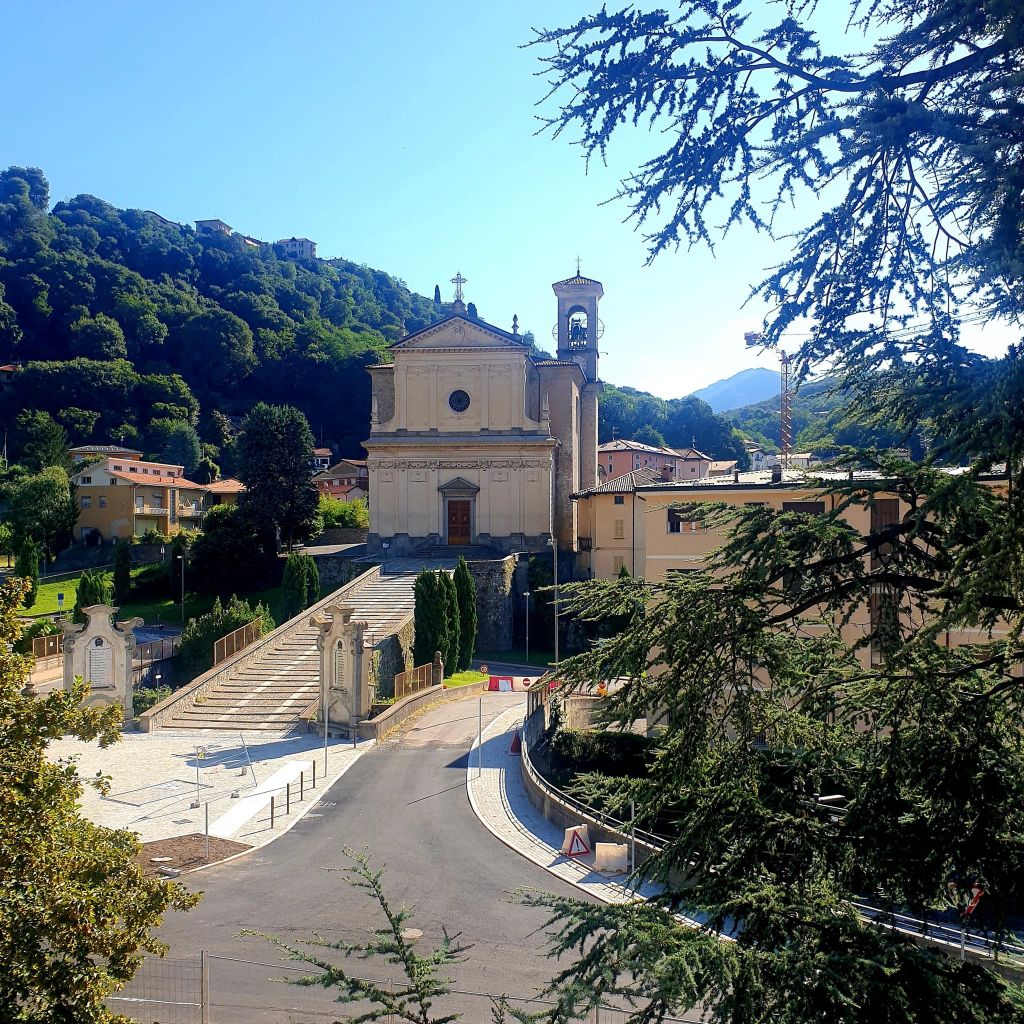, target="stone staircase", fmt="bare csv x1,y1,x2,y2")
145,566,420,733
